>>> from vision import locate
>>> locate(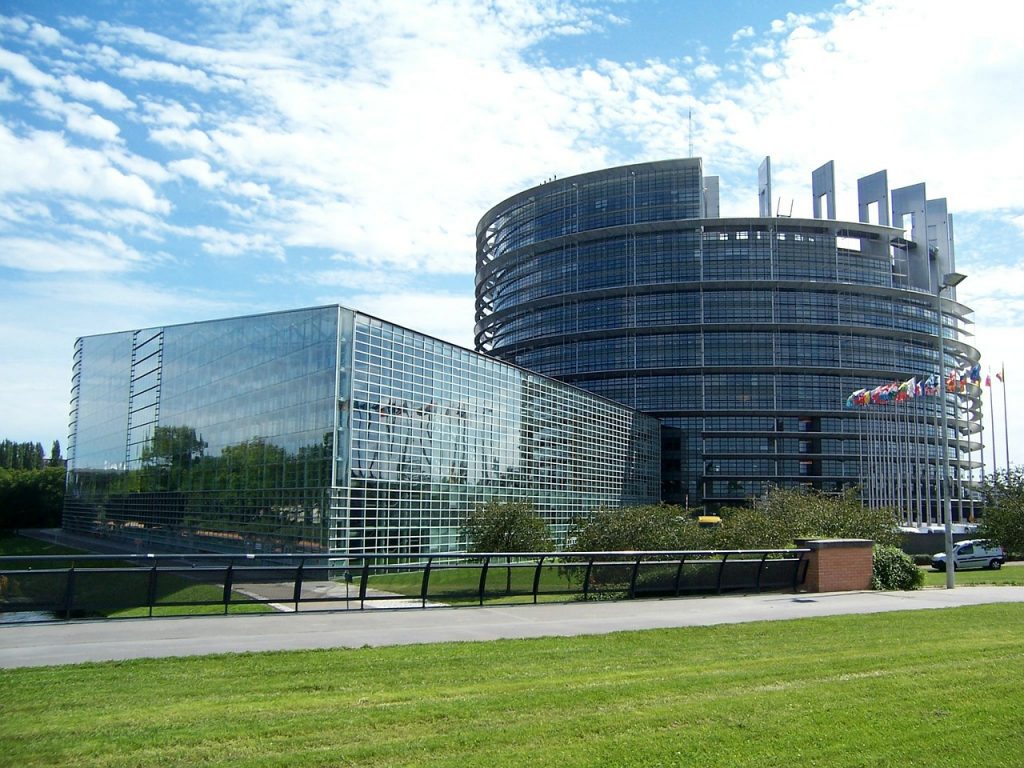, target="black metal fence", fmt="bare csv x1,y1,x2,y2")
0,549,809,622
